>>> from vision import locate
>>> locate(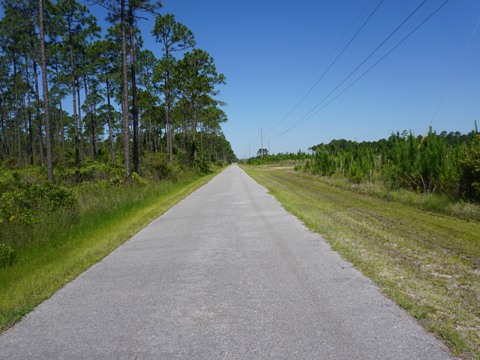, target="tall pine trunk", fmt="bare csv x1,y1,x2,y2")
39,0,54,183
24,57,34,165
77,85,84,165
129,5,139,173
13,56,22,168
121,0,131,177
165,70,173,163
31,43,44,165
68,18,80,167
0,90,6,160
59,96,65,164
106,77,115,166
84,75,95,159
